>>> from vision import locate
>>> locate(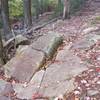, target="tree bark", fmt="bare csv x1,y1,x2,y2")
1,0,11,40
0,30,4,65
39,0,44,14
23,0,32,28
63,0,70,19
34,0,40,19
